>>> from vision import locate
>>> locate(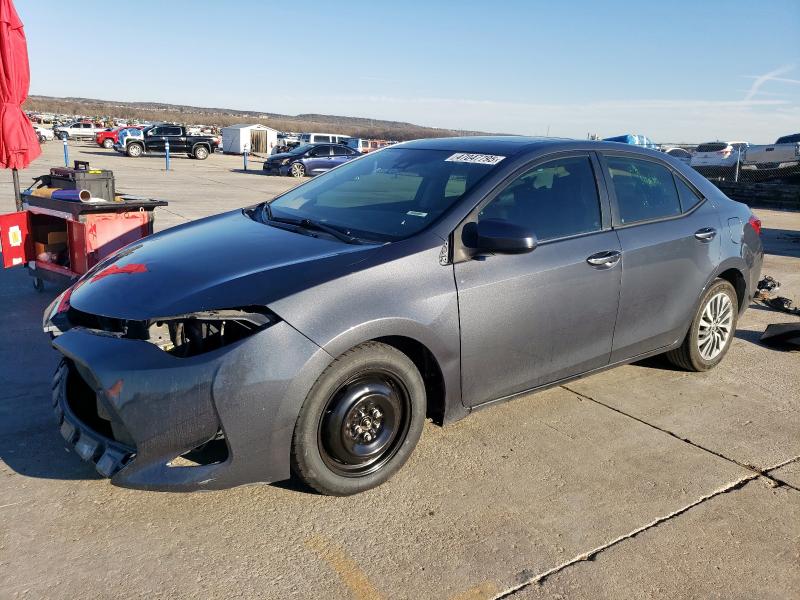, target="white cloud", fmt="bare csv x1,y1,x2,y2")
743,64,797,101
